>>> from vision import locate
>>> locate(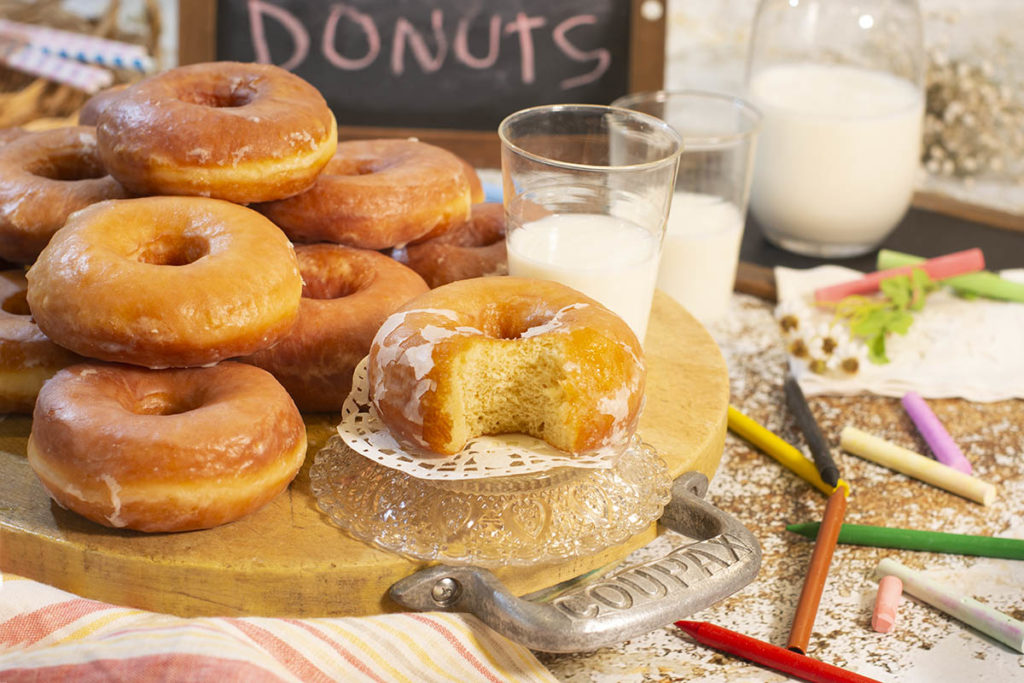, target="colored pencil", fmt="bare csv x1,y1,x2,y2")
675,620,882,683
784,375,840,486
728,405,850,497
901,391,972,474
872,575,903,633
877,249,1024,303
876,558,1024,653
787,522,1024,560
840,426,996,505
787,489,848,655
814,248,984,303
